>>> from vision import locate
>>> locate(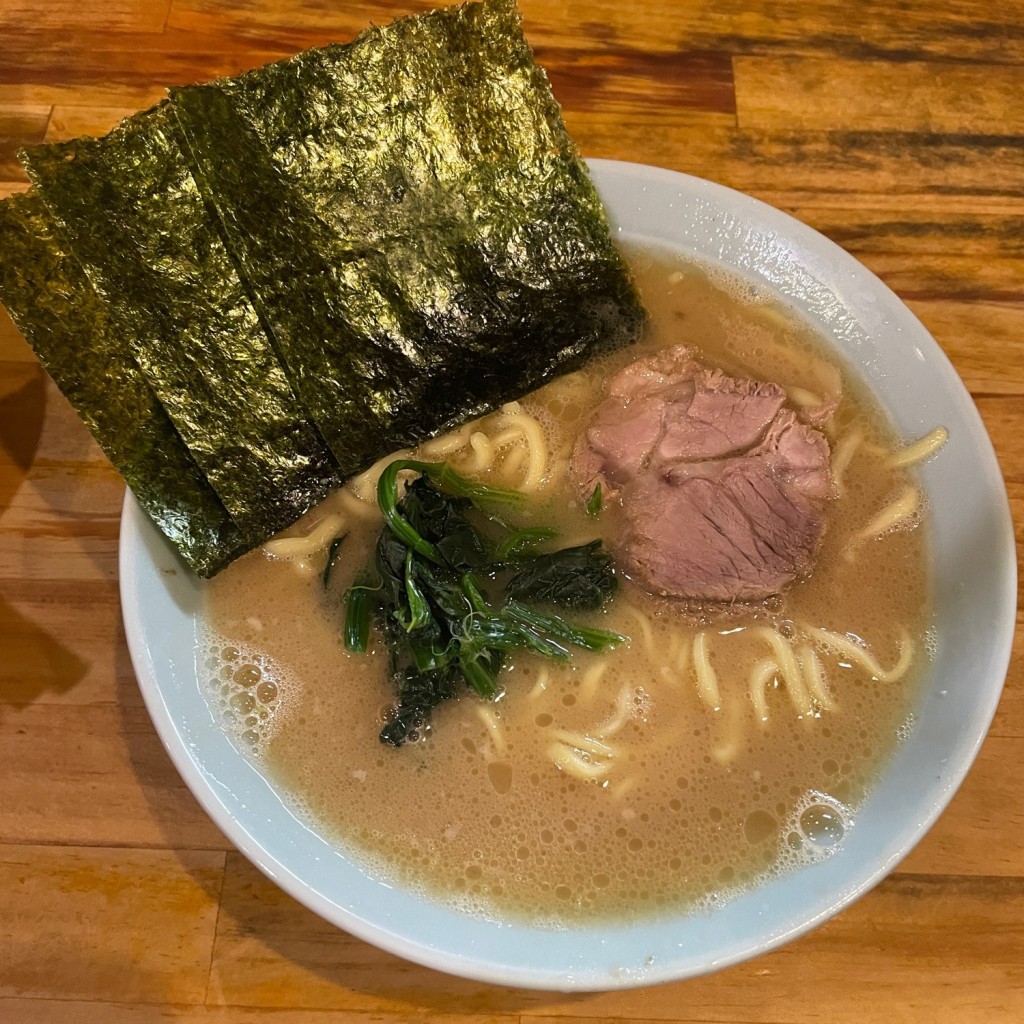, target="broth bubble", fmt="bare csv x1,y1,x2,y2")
799,805,845,848
234,664,261,687
743,810,777,846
